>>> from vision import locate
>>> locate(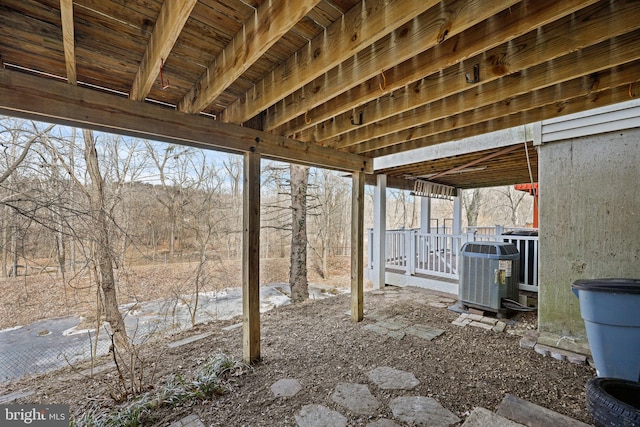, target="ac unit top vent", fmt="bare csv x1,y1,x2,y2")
462,242,519,257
